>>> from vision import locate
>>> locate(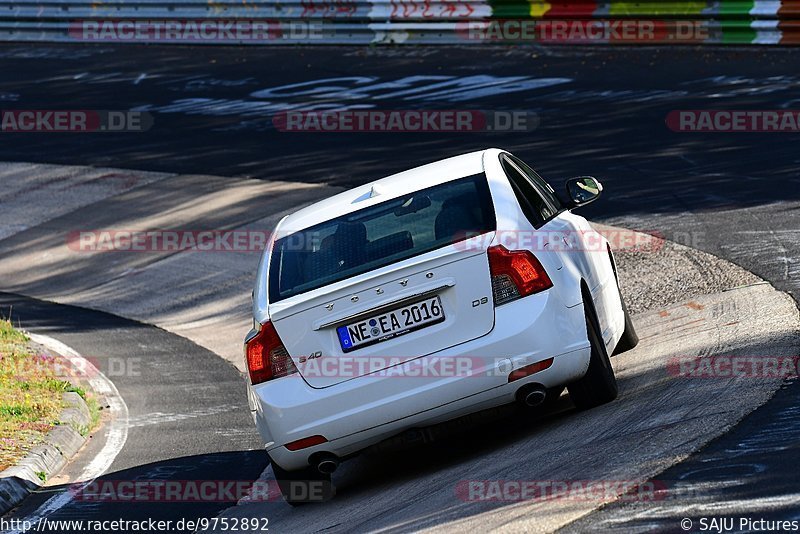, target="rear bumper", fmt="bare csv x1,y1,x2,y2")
248,292,590,471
